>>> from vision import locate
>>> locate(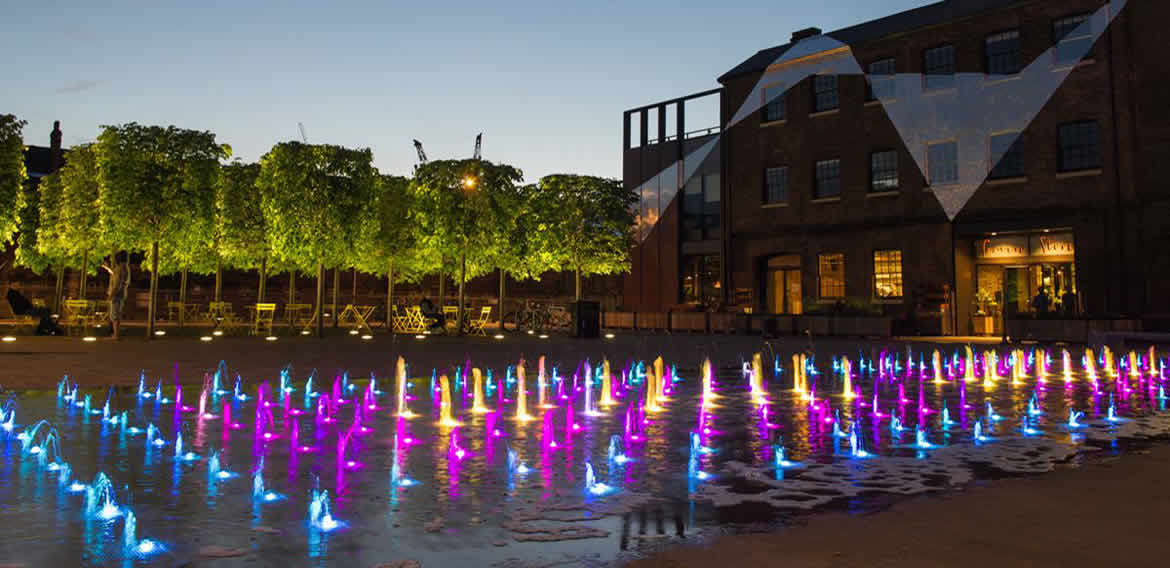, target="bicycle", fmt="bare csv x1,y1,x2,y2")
502,301,550,333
